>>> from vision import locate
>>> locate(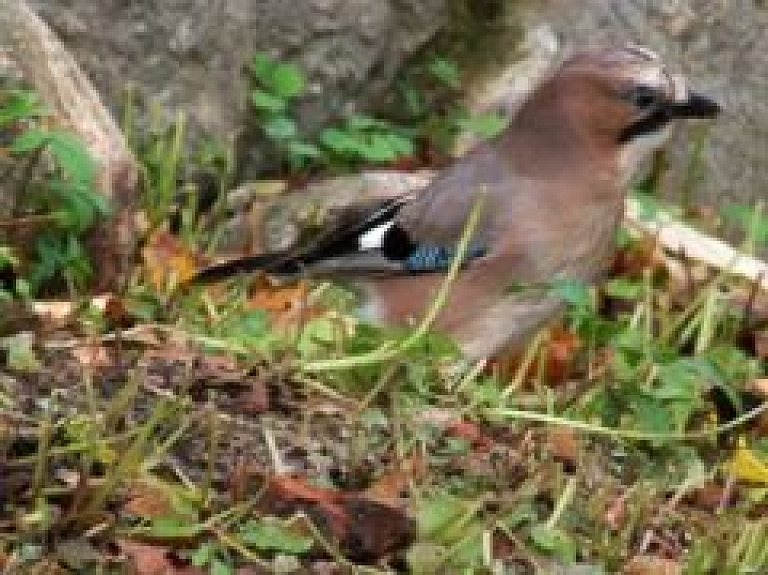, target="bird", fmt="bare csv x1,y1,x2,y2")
192,44,721,360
